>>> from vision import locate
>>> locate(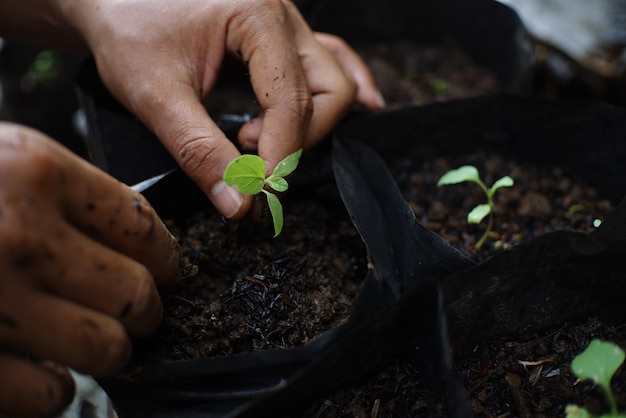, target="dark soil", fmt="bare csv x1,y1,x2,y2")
135,188,367,362
355,40,500,109
132,41,623,417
